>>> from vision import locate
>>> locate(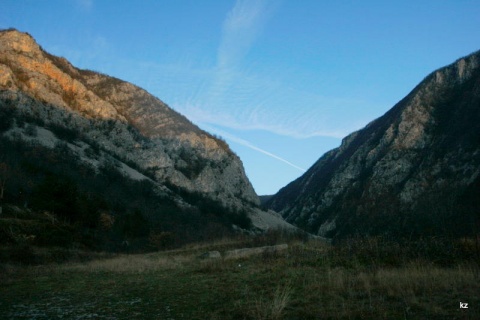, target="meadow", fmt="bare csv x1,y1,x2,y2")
0,234,479,319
